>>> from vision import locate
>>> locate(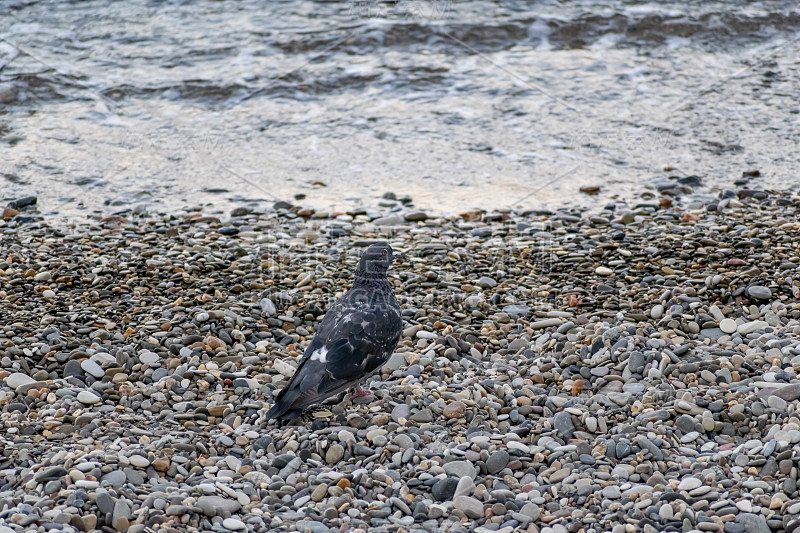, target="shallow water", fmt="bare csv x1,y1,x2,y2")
1,0,799,219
